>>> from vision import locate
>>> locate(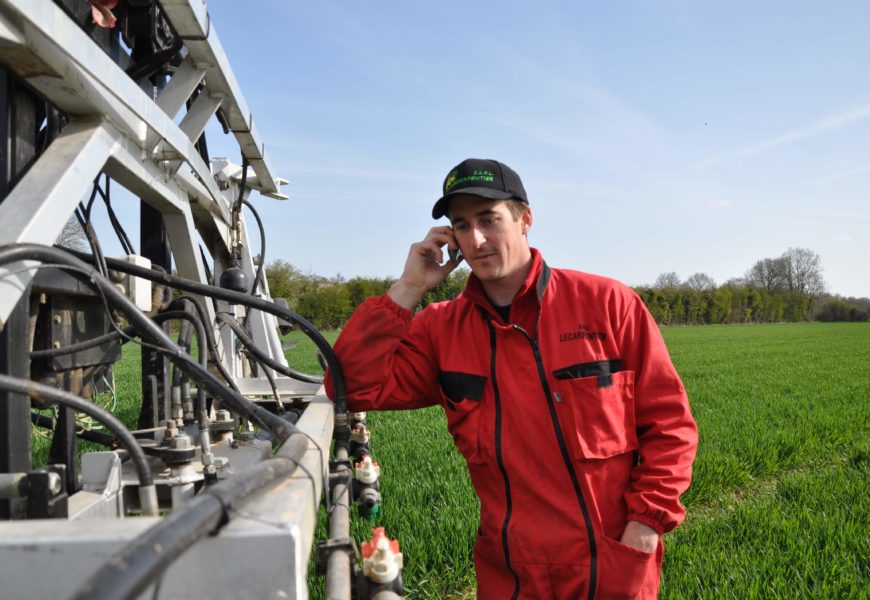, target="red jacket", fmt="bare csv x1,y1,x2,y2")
326,249,697,599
